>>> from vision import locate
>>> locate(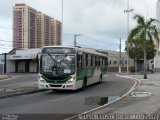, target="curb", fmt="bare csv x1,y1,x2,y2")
0,75,12,81
0,89,48,99
65,75,142,120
